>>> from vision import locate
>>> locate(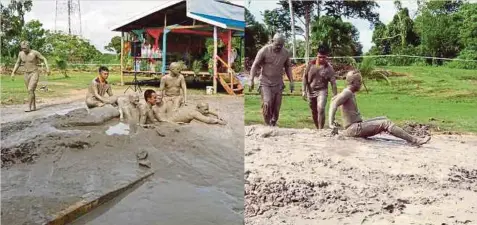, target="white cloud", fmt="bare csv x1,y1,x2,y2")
23,0,243,54
246,0,418,53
